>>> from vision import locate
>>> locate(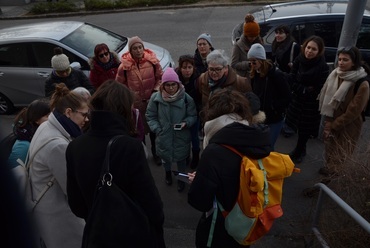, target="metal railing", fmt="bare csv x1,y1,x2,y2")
311,183,370,247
